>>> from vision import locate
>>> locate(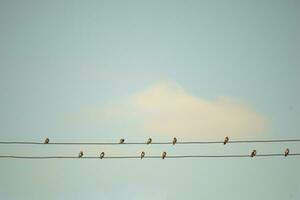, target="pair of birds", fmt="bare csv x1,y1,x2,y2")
121,138,151,144
140,151,167,159
45,138,127,144
148,137,177,145
78,151,105,158
145,137,177,145
249,148,290,157
139,151,167,159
